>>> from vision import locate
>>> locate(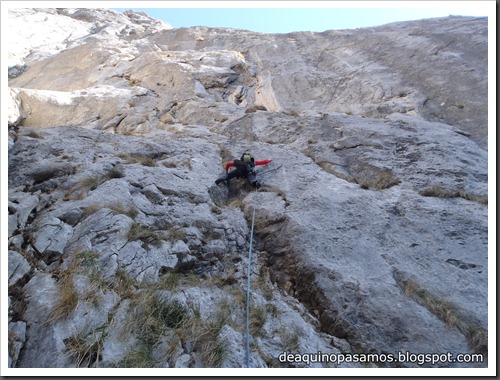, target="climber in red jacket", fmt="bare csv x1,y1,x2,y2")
215,152,271,189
